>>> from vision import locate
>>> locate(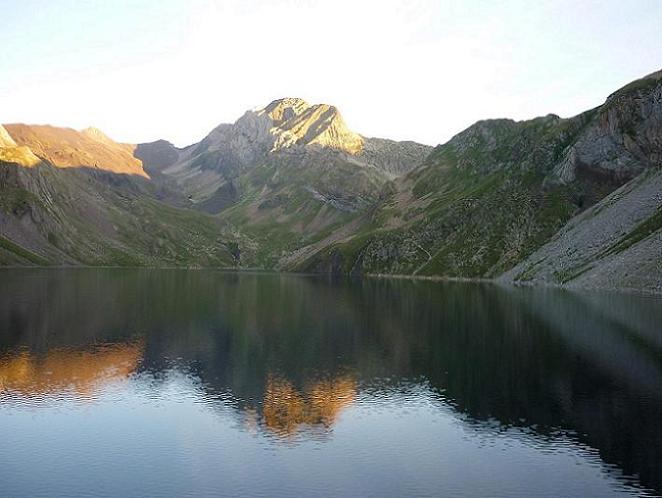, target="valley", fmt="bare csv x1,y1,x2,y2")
1,70,661,293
